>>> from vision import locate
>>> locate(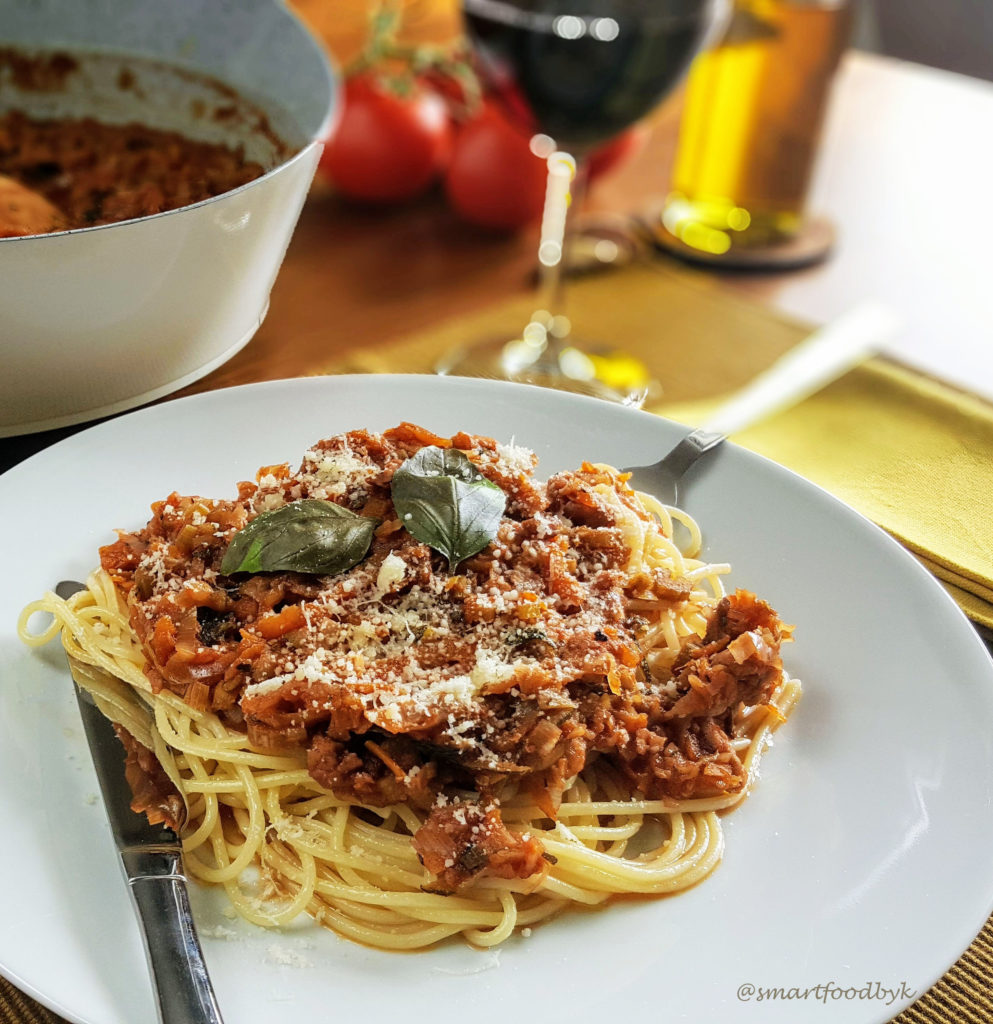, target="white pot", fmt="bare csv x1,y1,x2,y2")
0,0,337,436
